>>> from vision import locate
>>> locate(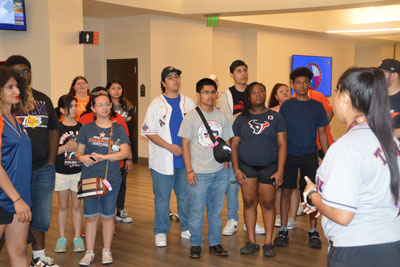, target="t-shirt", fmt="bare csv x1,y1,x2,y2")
280,98,328,156
317,123,400,247
113,103,136,159
389,91,400,129
56,122,82,174
164,95,185,169
14,88,59,170
75,96,90,120
76,122,129,183
233,110,286,166
178,107,234,174
229,86,248,115
0,116,32,213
